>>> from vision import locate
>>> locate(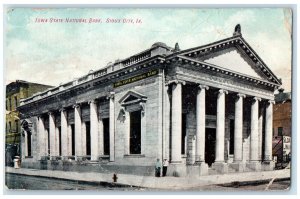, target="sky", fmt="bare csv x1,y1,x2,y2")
4,7,292,91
